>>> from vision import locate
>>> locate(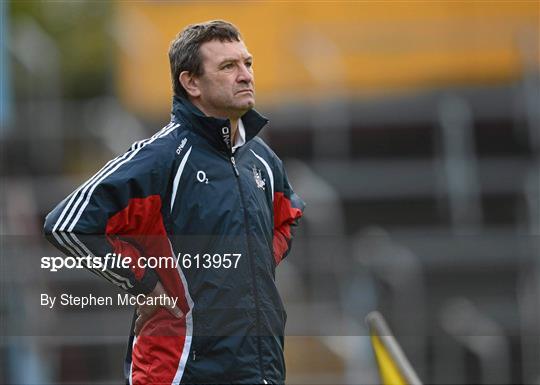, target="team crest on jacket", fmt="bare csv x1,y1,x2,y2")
252,165,266,190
